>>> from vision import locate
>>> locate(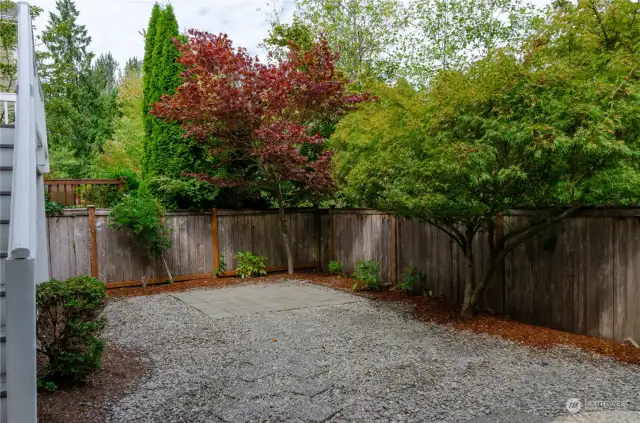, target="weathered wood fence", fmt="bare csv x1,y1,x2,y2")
47,207,639,342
